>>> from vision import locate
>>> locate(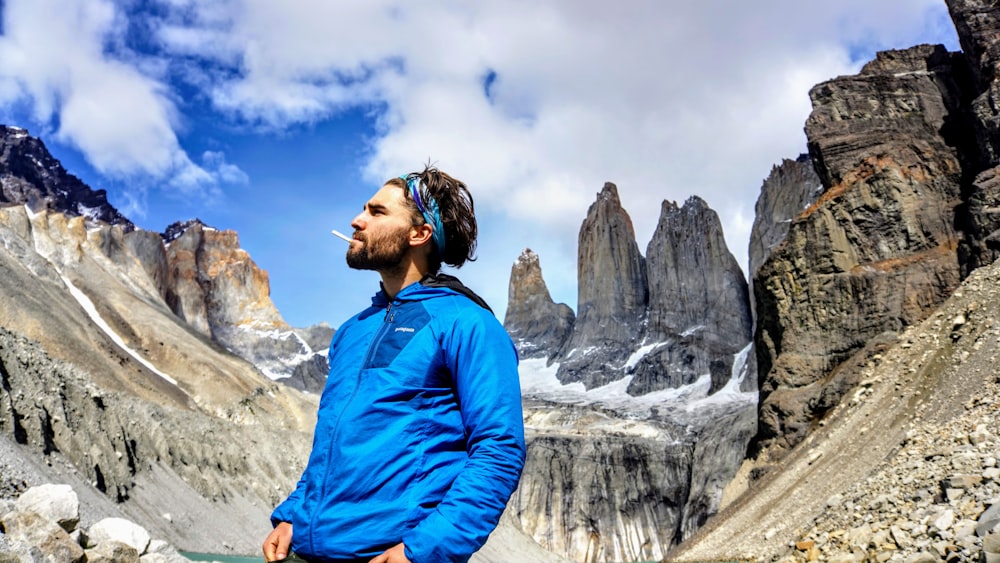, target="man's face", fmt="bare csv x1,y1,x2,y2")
346,185,416,272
